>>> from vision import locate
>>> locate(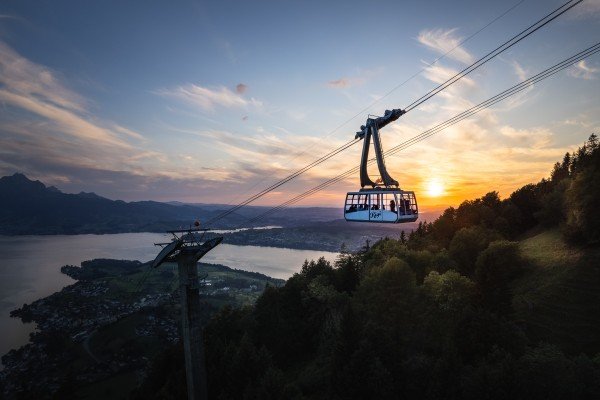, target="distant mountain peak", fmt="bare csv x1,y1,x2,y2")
0,173,47,191
77,191,103,199
11,172,28,179
2,172,33,183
